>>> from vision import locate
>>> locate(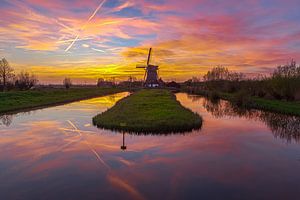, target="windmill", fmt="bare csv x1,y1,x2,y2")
136,48,160,88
